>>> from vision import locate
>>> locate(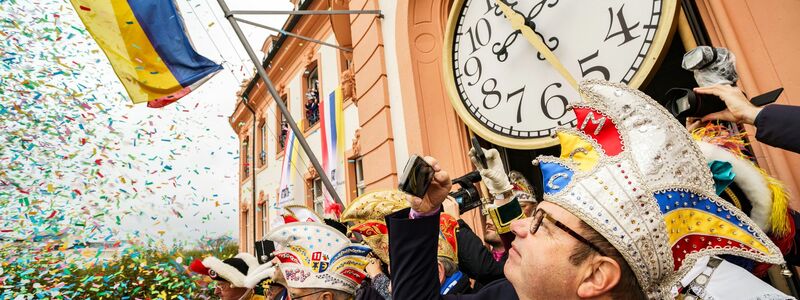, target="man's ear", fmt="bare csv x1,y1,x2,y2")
437,261,445,283
576,255,621,298
321,291,335,300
